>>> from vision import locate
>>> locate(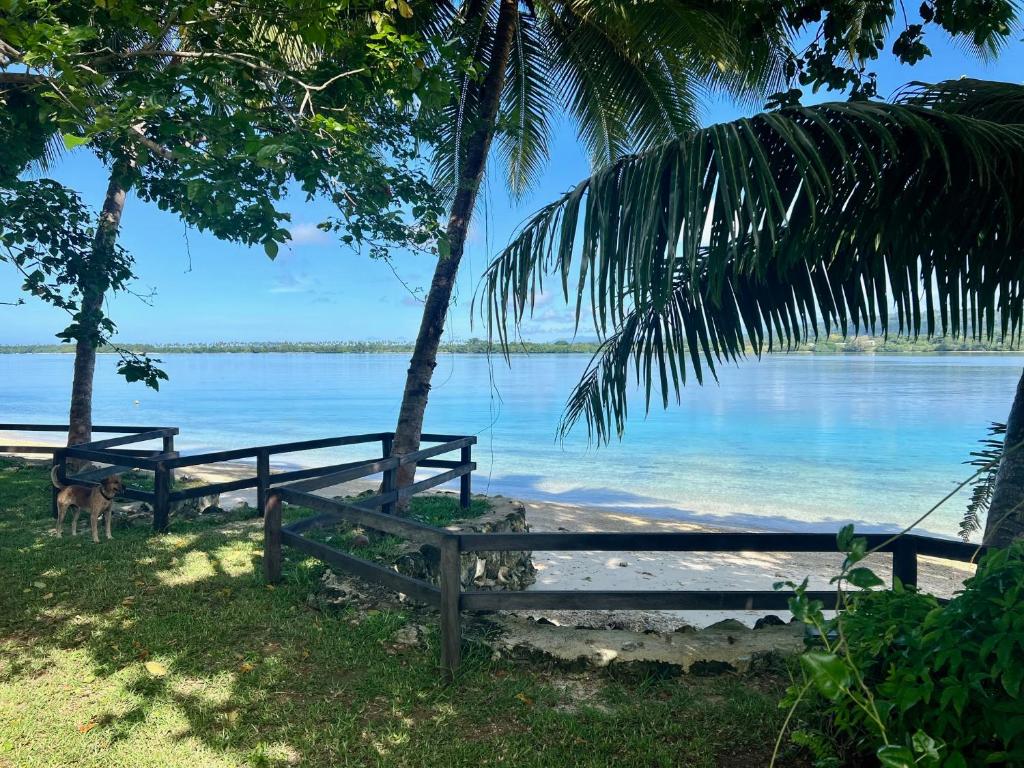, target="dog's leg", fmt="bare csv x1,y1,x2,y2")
56,504,65,537
71,507,80,536
105,506,113,540
91,510,100,544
